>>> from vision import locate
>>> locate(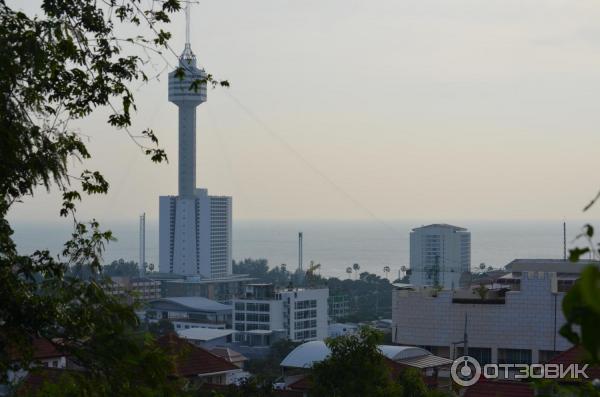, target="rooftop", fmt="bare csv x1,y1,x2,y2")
177,328,235,342
280,341,451,369
147,297,232,312
506,259,600,273
412,223,467,232
209,347,248,363
157,334,239,377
